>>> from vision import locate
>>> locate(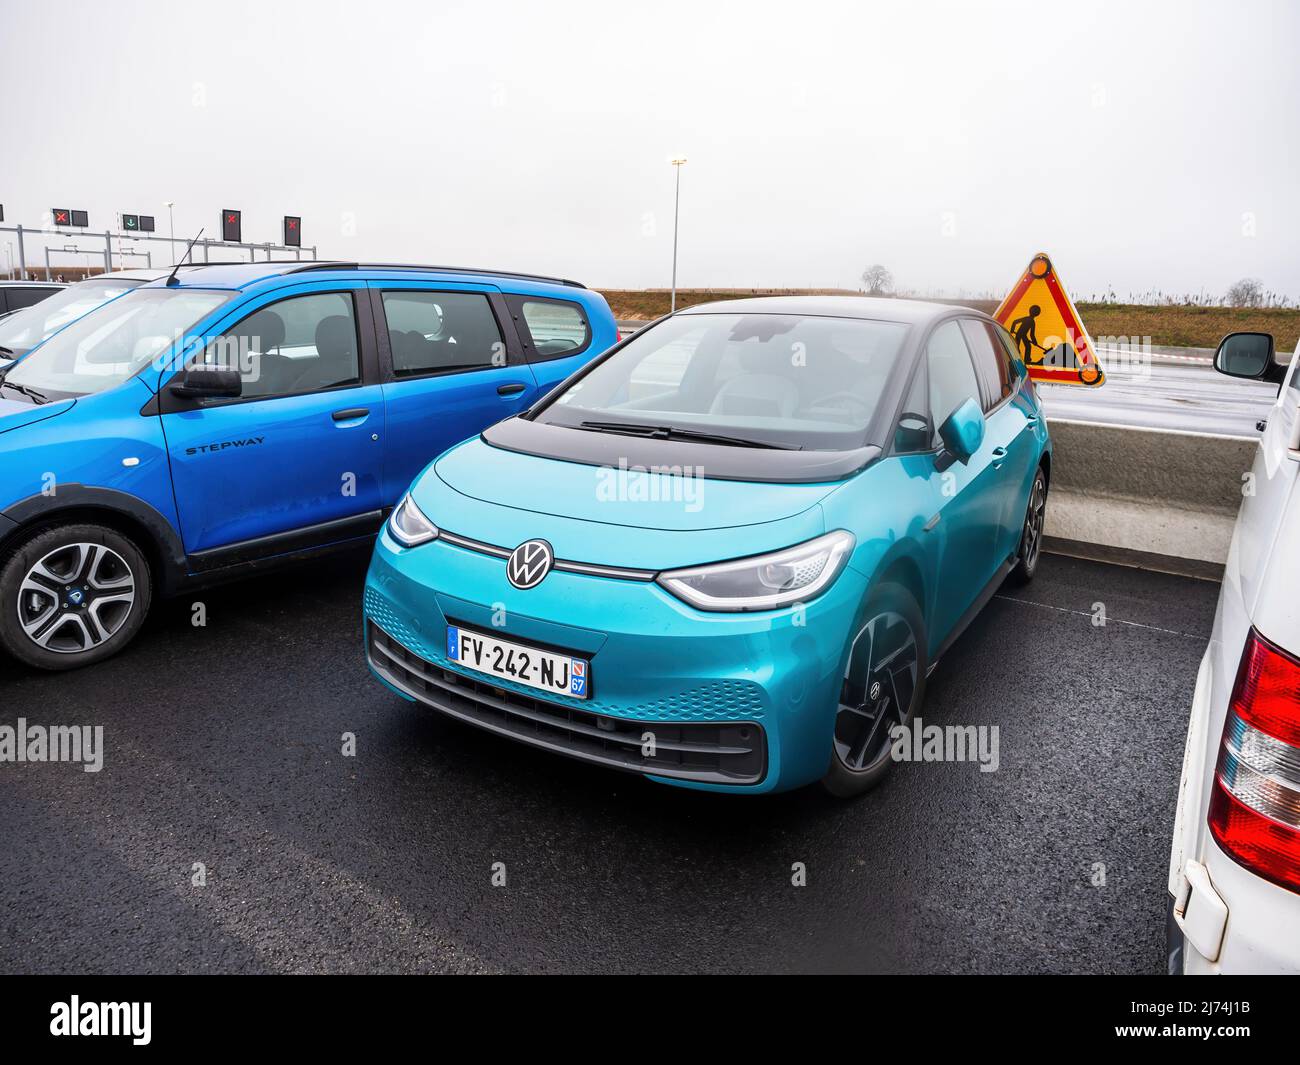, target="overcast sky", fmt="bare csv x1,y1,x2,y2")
3,0,1297,300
